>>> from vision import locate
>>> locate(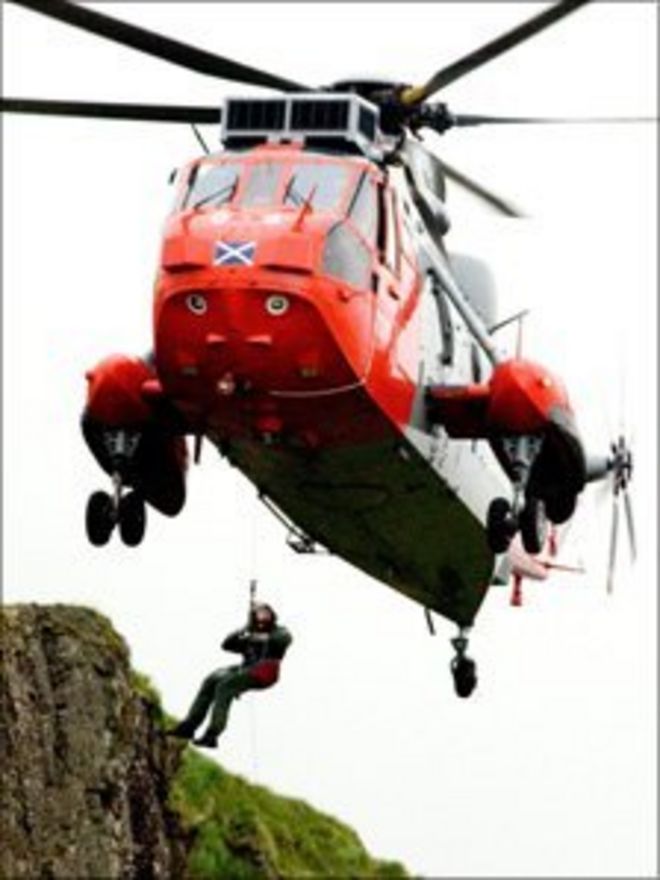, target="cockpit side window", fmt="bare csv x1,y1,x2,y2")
348,173,378,244
387,189,401,274
183,162,242,210
283,163,349,211
322,222,371,290
241,161,283,208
